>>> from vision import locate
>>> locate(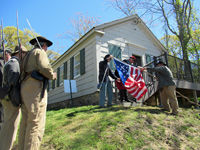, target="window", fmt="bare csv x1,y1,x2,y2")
74,52,80,78
109,44,122,71
49,80,52,91
146,54,154,67
70,48,85,79
60,64,64,85
146,54,155,76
